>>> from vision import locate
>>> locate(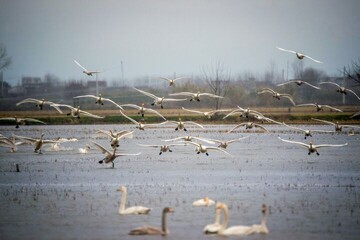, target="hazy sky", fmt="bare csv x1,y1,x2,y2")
0,0,359,84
